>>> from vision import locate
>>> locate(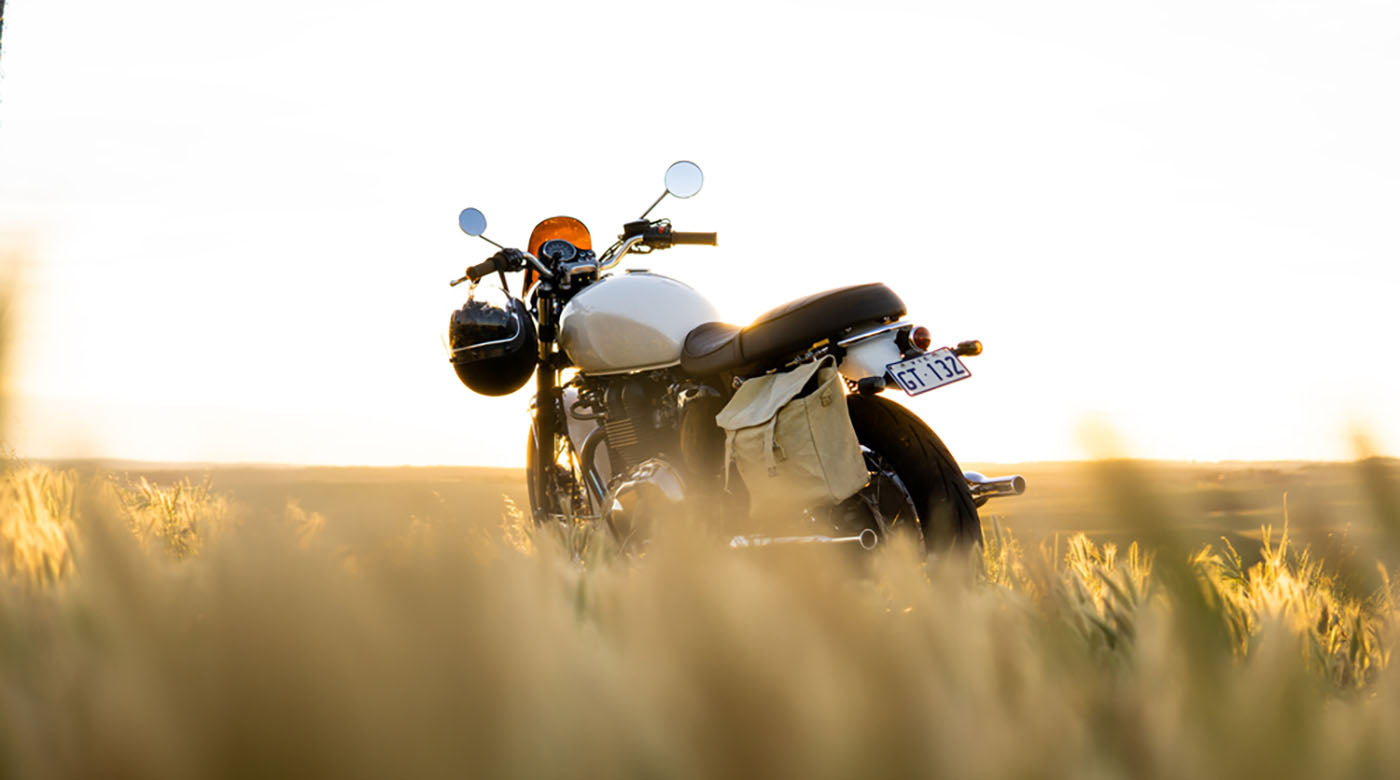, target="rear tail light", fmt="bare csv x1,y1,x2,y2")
910,326,932,352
